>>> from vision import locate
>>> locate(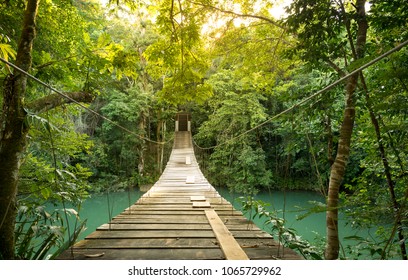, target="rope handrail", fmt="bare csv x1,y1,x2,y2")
2,39,407,148
192,39,408,150
0,57,171,146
